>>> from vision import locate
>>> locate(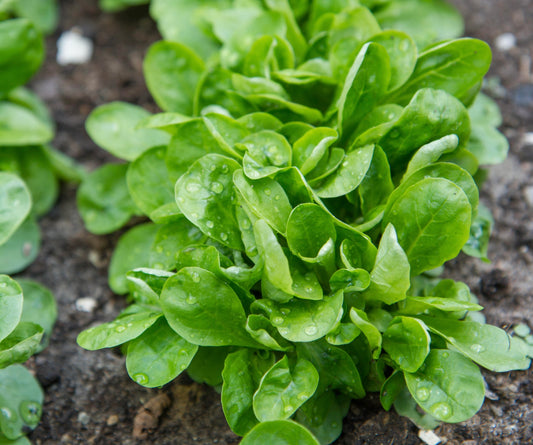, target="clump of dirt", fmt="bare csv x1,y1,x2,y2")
24,0,533,444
